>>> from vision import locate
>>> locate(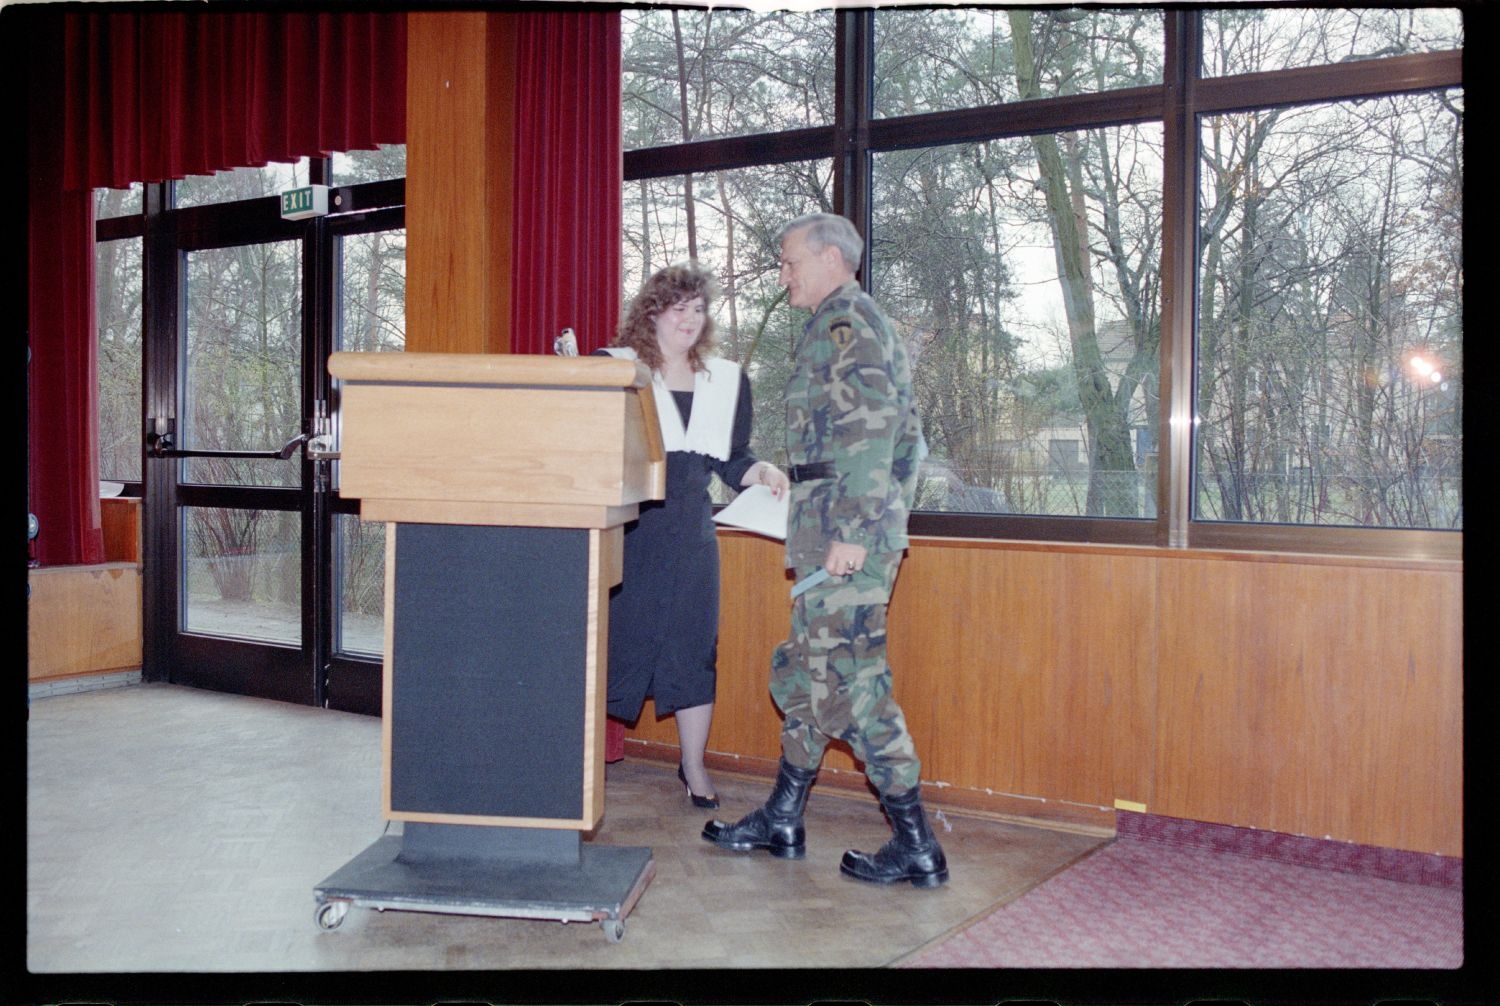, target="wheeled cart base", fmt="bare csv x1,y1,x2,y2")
313,829,655,943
